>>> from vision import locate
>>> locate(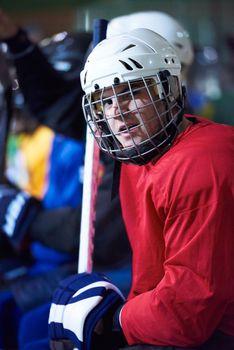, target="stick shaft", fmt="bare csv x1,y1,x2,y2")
0,88,11,183
78,19,108,273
